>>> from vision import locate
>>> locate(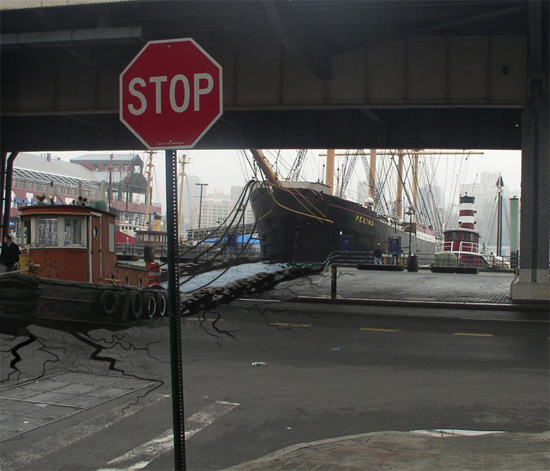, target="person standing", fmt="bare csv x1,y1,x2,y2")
374,242,383,265
1,235,21,272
